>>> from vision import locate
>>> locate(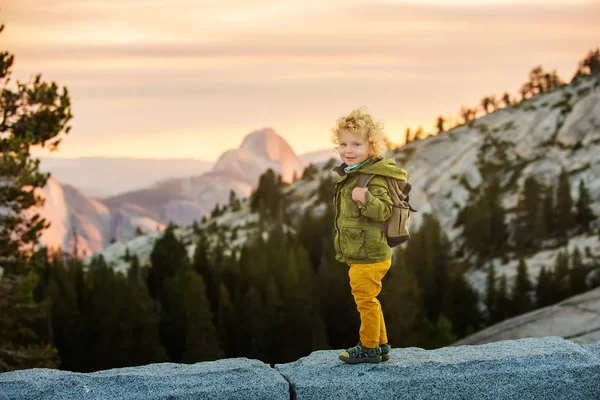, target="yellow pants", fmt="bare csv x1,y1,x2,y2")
348,259,391,349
